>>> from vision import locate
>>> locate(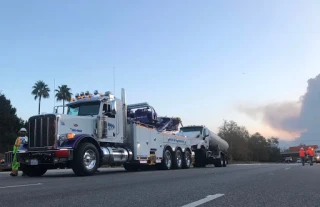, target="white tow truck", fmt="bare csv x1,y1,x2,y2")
17,88,193,176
